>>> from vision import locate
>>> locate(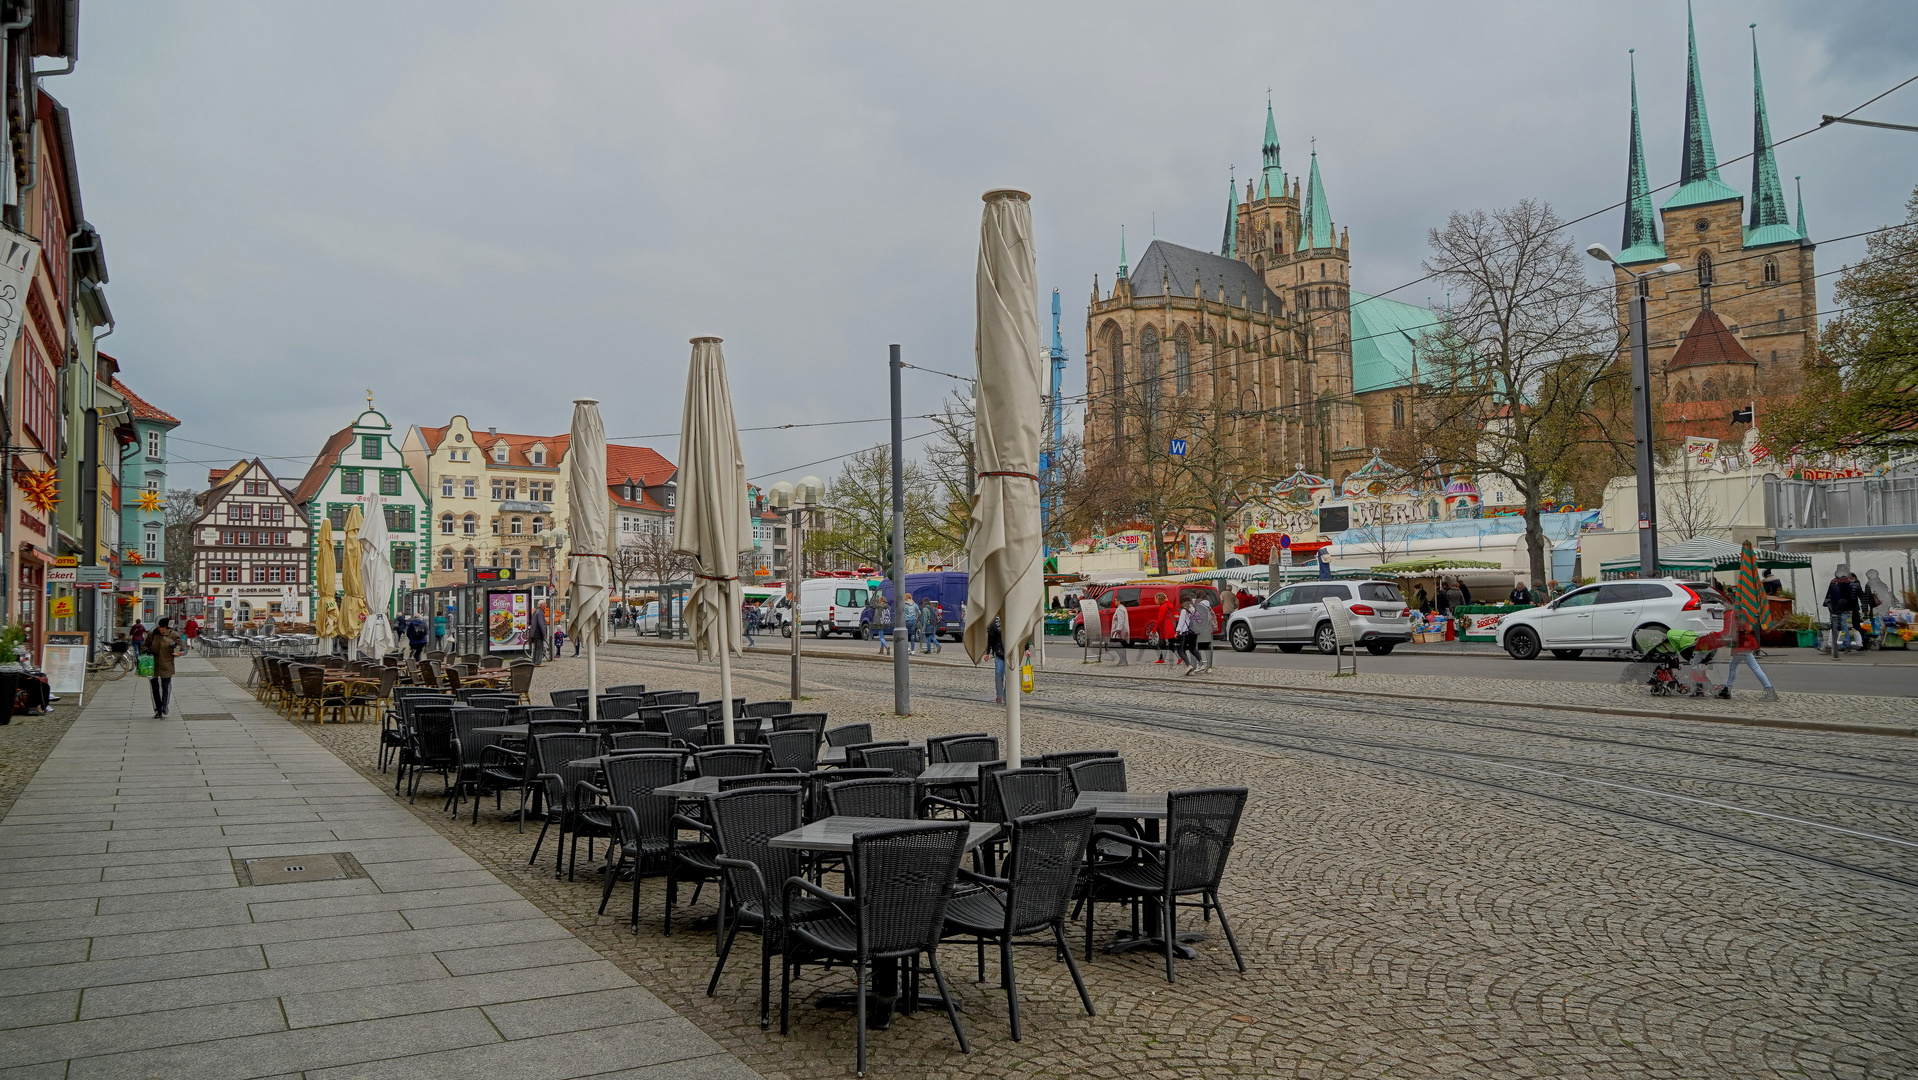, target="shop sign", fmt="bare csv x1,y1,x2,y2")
16,510,44,536
75,566,113,584
45,566,75,583
54,556,76,568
